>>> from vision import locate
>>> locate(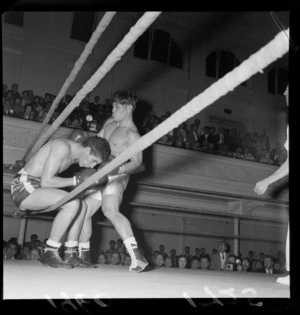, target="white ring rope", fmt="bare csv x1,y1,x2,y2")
28,12,162,159
23,12,117,162
41,28,289,213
